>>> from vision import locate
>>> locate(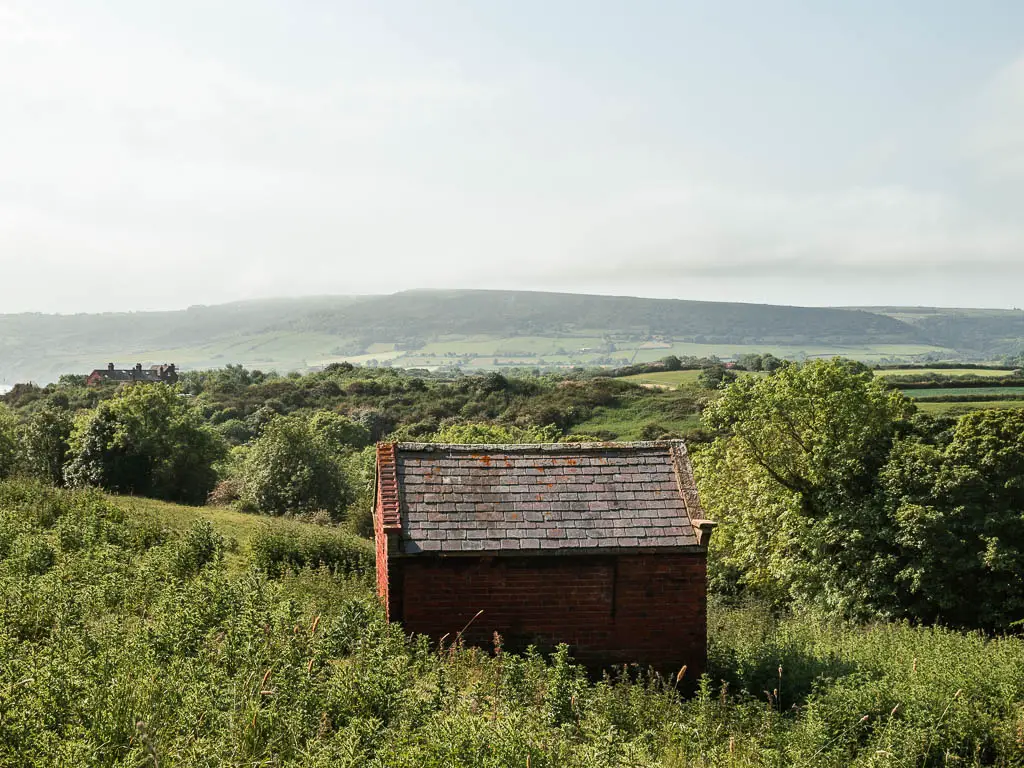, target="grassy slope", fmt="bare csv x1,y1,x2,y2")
572,390,704,439
113,495,329,573
5,482,1024,765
